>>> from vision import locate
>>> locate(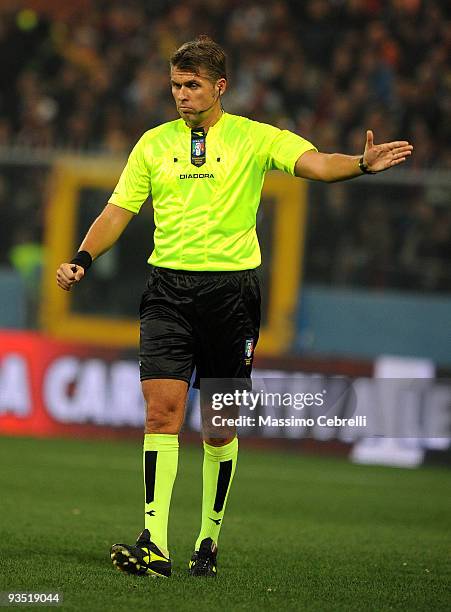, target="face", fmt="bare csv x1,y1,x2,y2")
170,66,225,124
